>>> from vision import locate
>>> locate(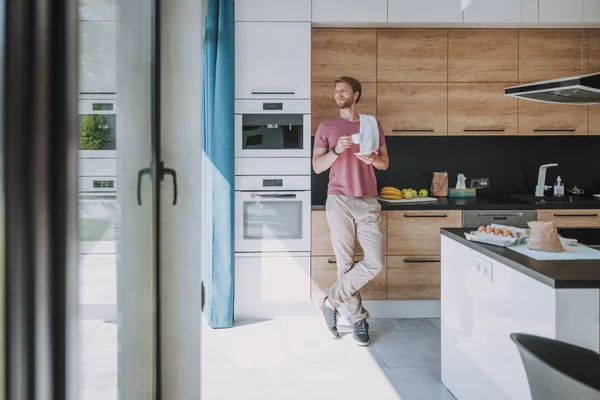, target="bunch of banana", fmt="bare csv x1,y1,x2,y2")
379,186,403,200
